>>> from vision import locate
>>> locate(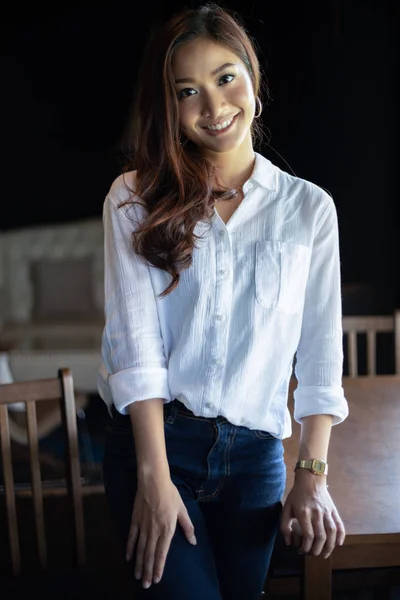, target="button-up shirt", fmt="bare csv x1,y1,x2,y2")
97,152,348,439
